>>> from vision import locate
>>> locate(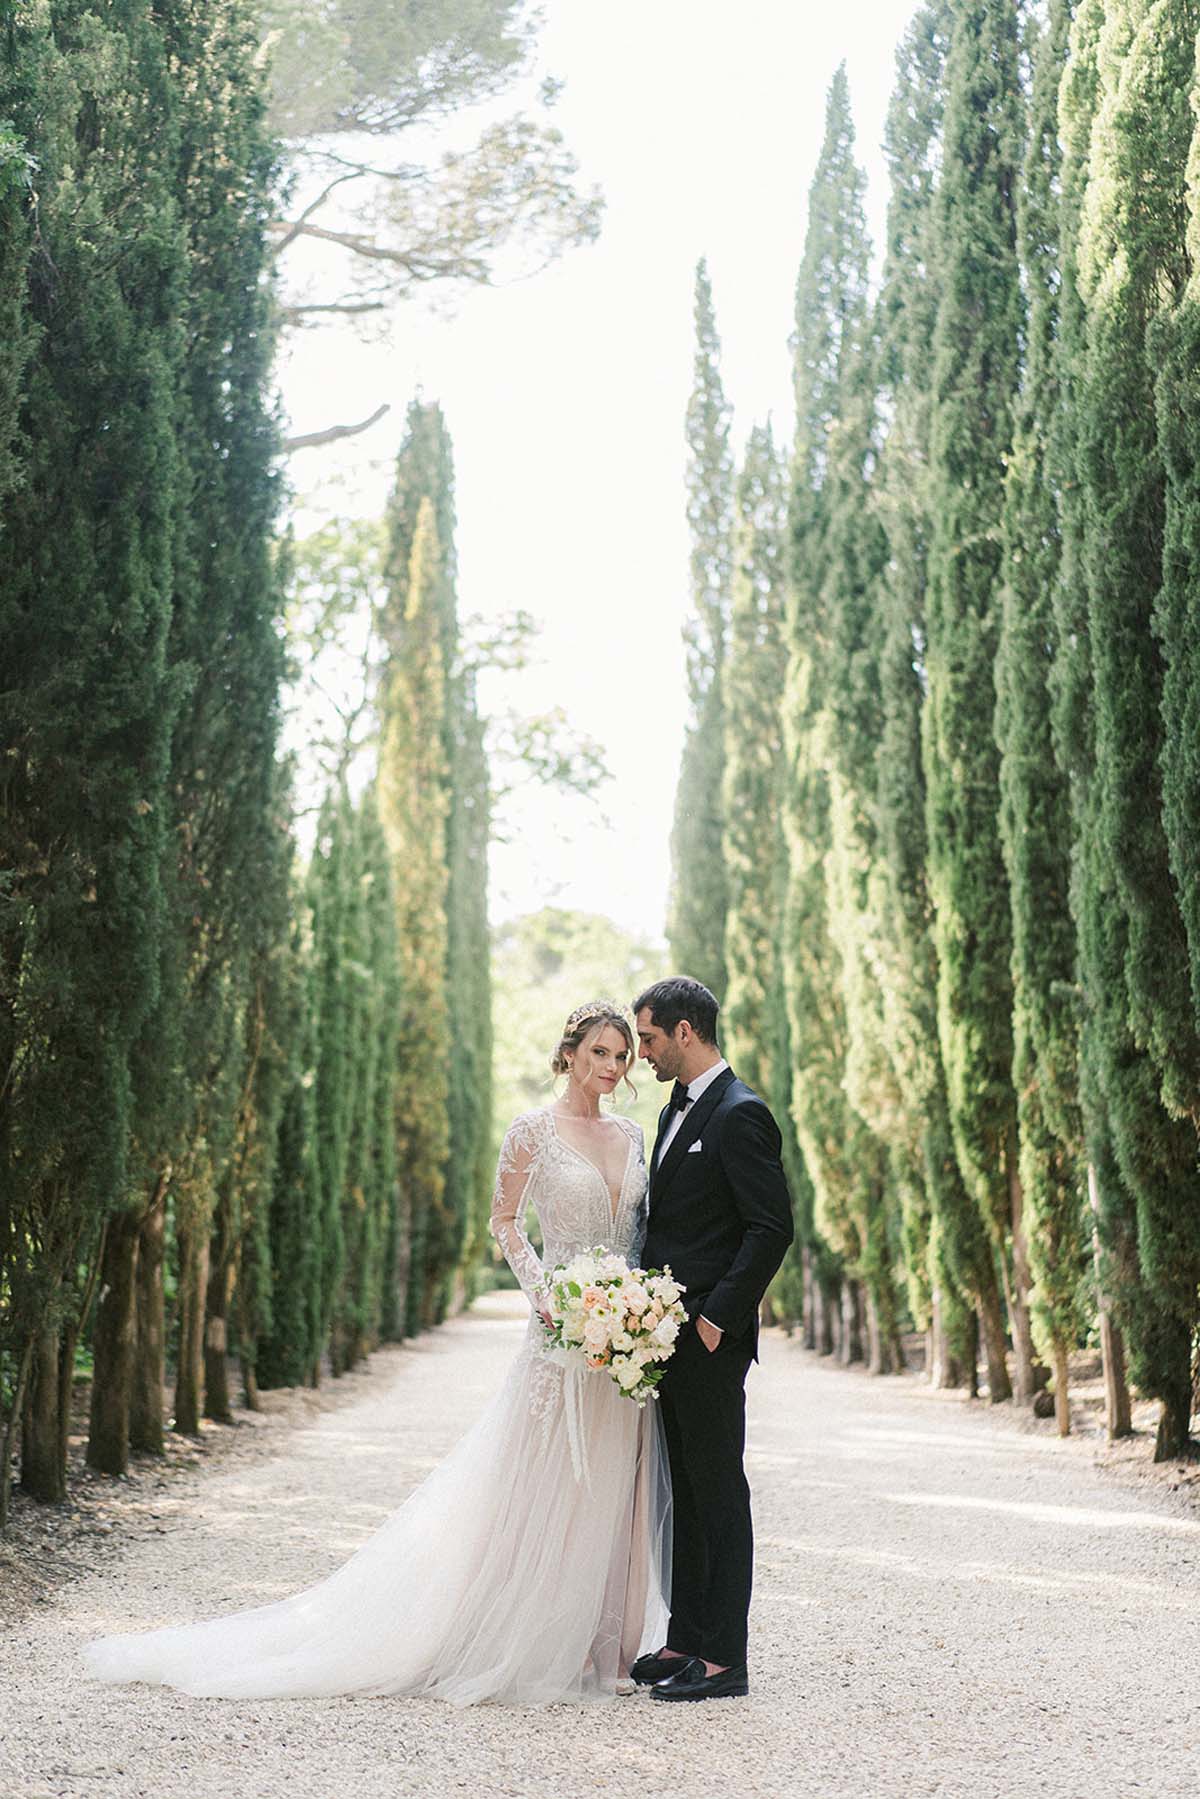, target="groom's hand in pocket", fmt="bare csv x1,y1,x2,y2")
697,1315,723,1353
